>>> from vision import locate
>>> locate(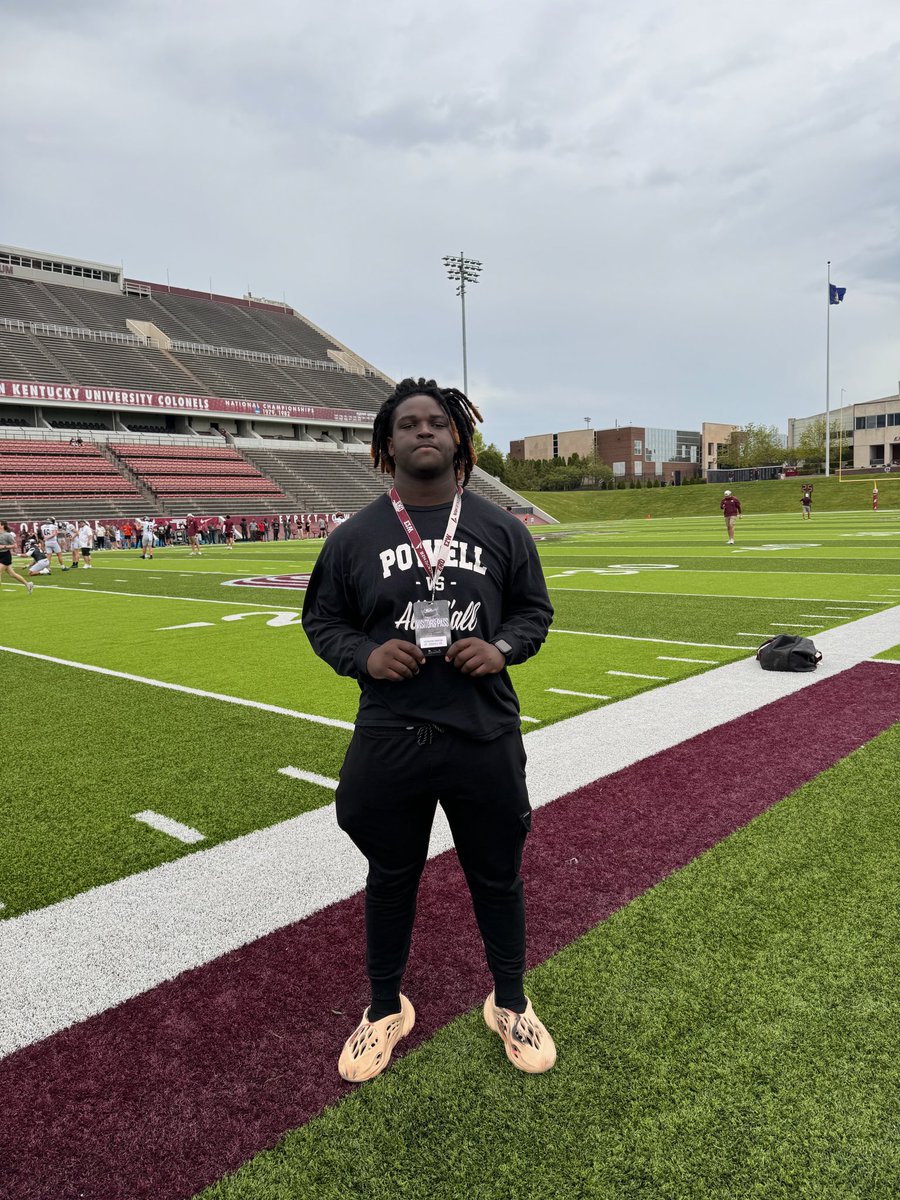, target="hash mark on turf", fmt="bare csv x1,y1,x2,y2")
657,656,718,665
546,688,611,699
132,811,205,844
550,629,748,650
607,670,667,680
157,622,215,631
278,767,339,789
770,622,825,629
